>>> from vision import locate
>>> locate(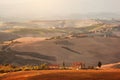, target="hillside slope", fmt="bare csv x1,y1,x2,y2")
102,62,120,69
0,32,19,42
0,37,119,66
